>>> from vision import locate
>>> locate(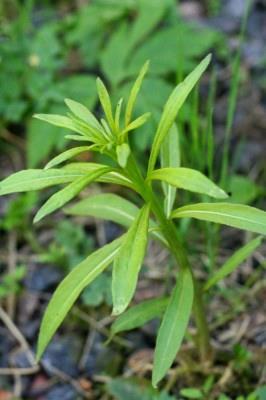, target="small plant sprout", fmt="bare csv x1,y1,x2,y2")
0,54,265,387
